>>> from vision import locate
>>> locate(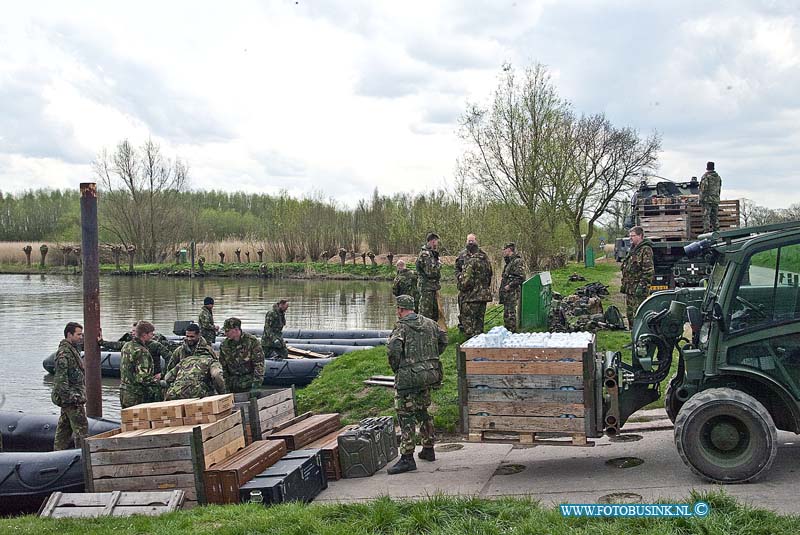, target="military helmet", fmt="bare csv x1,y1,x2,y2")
395,295,415,310
223,317,241,331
